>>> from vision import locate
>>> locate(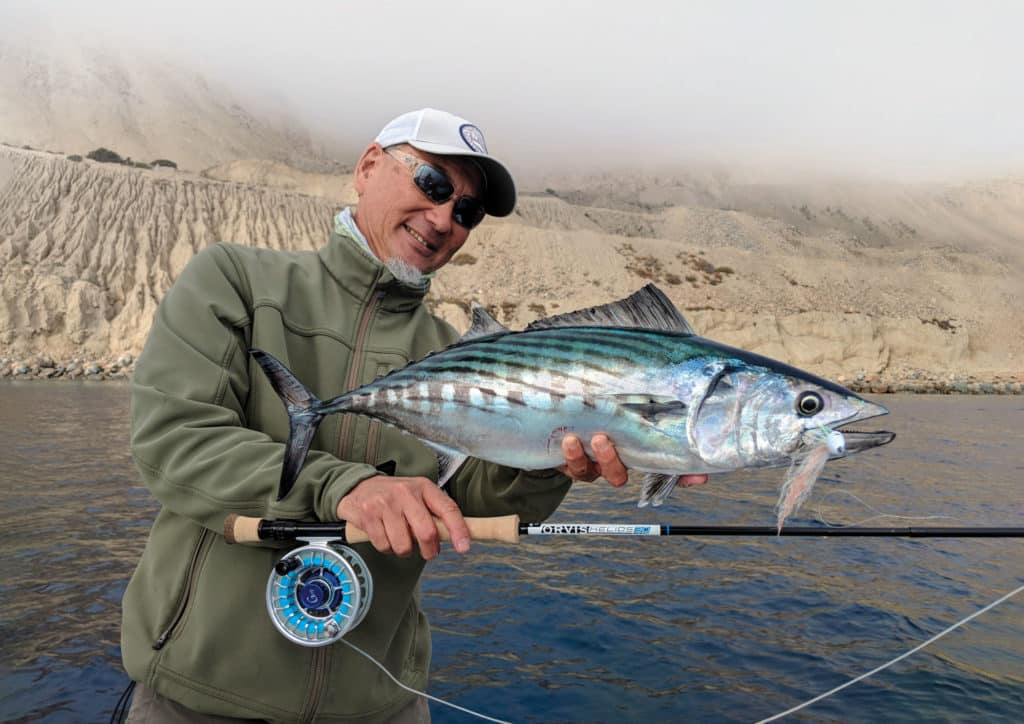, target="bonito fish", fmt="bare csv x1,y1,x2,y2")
253,285,893,526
